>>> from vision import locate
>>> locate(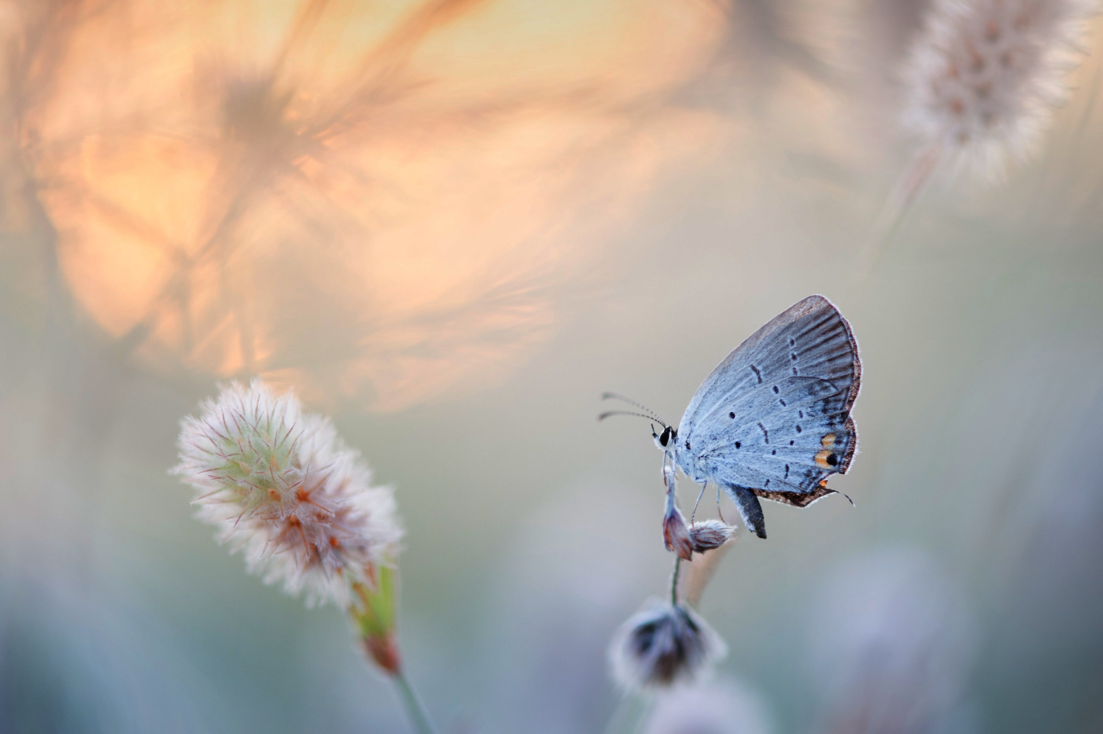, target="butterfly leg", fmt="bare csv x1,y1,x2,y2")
715,484,726,524
690,481,707,523
722,485,767,539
